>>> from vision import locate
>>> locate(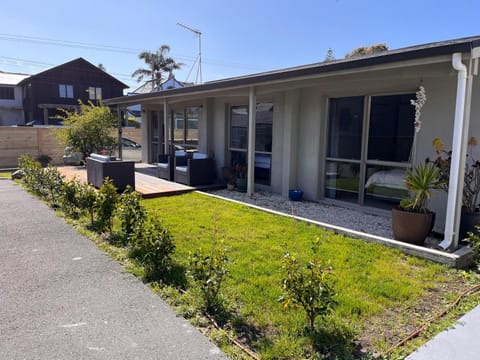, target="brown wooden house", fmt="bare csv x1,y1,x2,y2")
18,58,128,125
